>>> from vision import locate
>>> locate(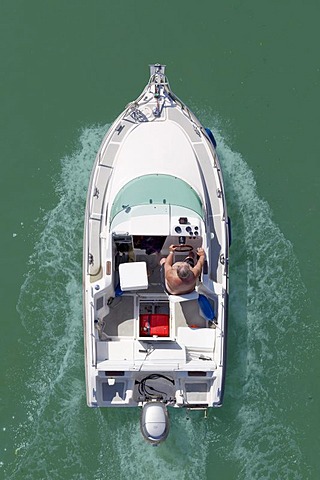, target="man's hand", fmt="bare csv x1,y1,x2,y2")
169,245,177,252
196,247,205,257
